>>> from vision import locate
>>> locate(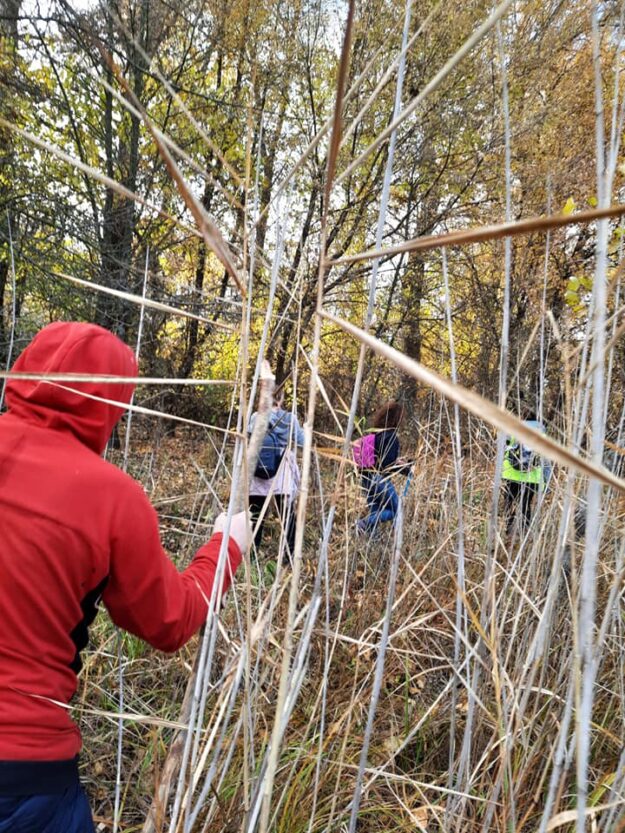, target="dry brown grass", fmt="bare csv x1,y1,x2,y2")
73,428,625,833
